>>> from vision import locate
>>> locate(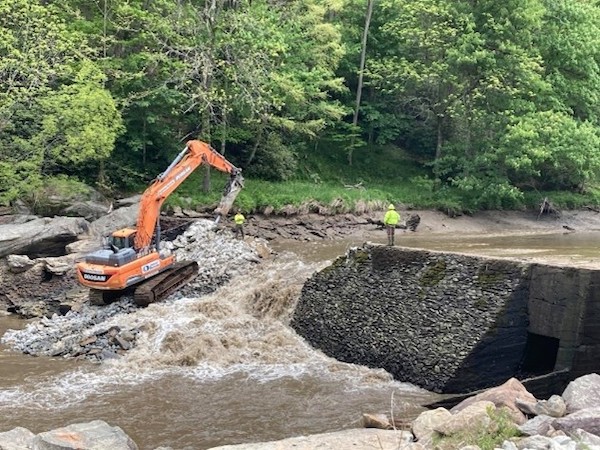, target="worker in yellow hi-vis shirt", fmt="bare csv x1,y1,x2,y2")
383,204,400,246
233,210,245,239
